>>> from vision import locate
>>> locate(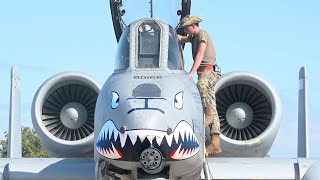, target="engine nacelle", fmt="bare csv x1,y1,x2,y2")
215,71,282,157
32,72,101,157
